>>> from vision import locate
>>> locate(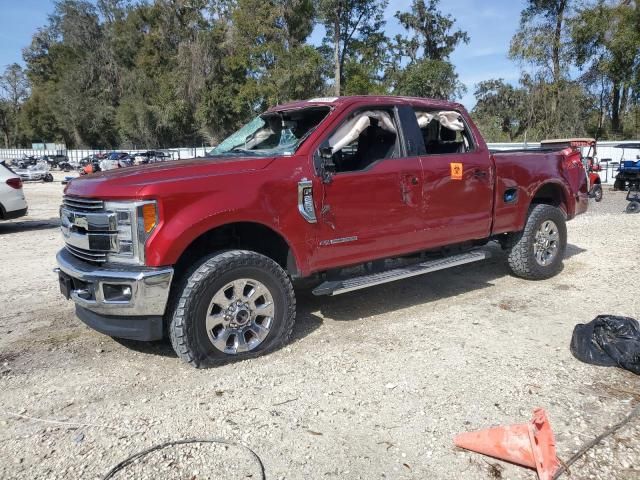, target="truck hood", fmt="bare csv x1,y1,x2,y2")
65,155,276,199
